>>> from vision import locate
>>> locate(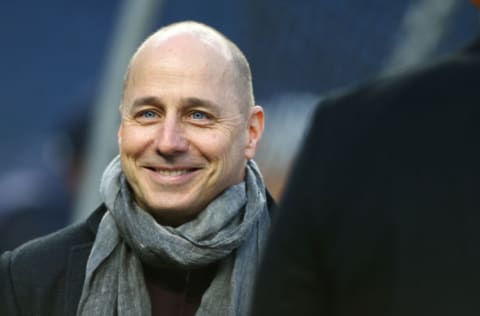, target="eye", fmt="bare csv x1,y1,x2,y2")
190,111,207,120
133,109,160,124
186,110,214,126
142,110,157,119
